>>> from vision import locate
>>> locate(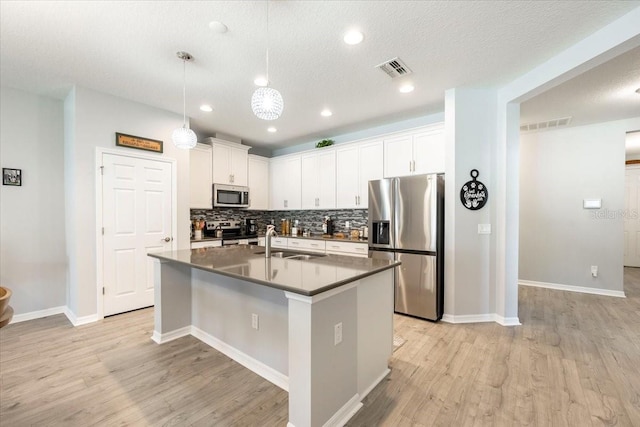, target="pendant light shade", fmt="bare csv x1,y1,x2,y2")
252,1,284,121
172,51,197,149
172,125,197,149
251,87,284,120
